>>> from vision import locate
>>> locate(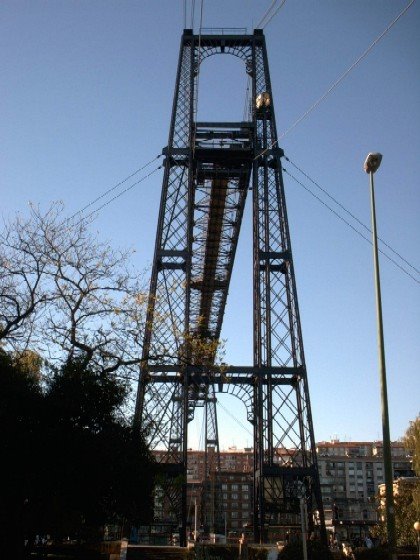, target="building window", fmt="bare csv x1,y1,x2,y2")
232,484,238,491
232,493,238,500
